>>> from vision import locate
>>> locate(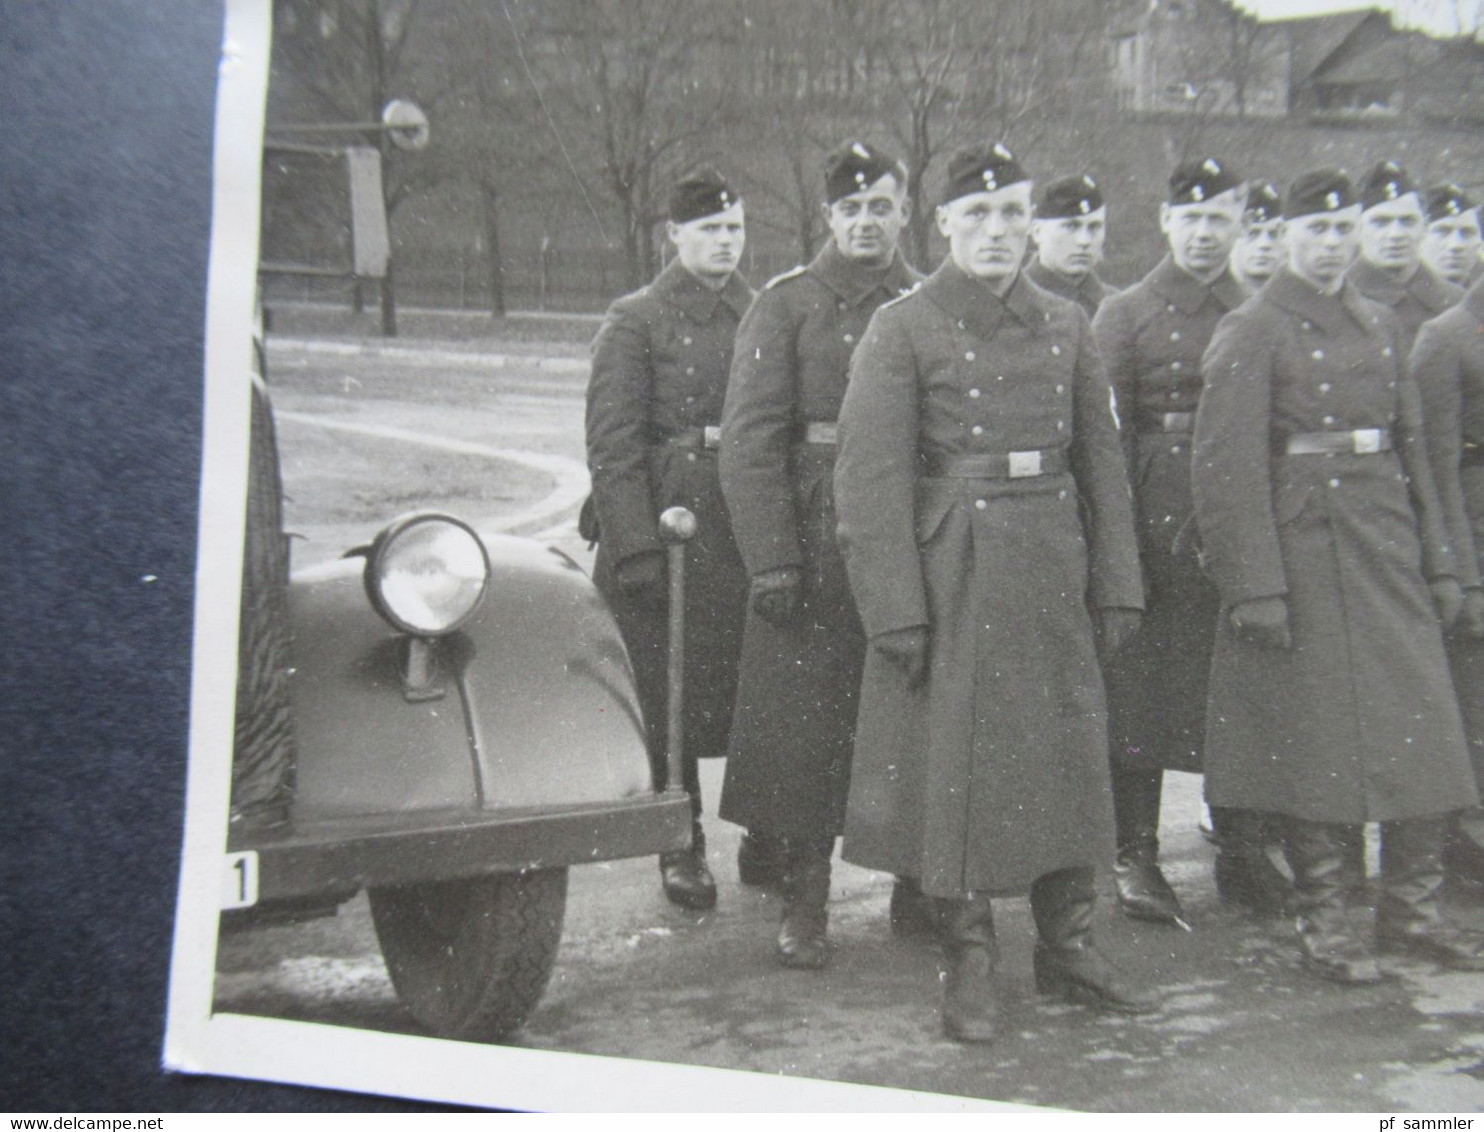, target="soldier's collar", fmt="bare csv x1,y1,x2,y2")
1148,254,1247,314
1025,257,1102,302
810,242,916,305
1261,267,1371,335
1347,256,1412,307
653,259,753,320
1465,275,1484,326
922,259,1043,337
1409,263,1464,315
